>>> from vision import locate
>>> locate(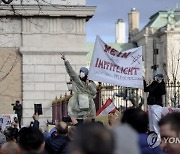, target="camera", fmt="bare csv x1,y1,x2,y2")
11,103,14,106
